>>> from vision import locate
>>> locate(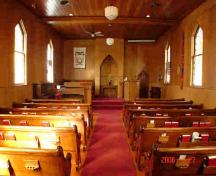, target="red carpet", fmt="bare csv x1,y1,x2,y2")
92,98,124,110
81,109,136,176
